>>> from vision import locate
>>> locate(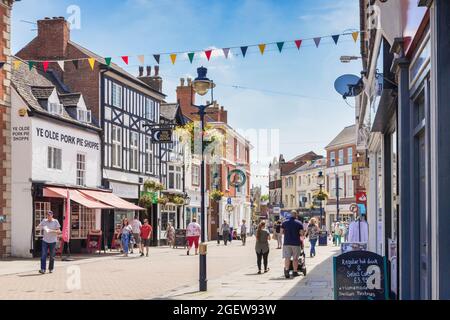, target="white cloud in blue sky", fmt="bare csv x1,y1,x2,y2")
12,0,361,192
